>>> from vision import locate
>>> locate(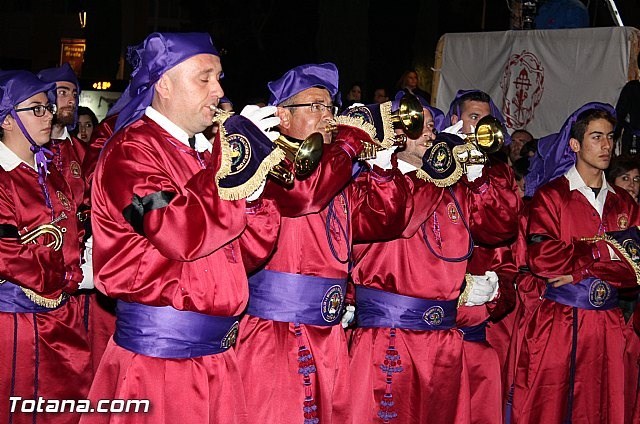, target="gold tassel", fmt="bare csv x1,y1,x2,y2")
416,162,464,188
378,101,395,149
21,287,67,308
333,115,378,142
216,147,286,201
458,273,475,307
